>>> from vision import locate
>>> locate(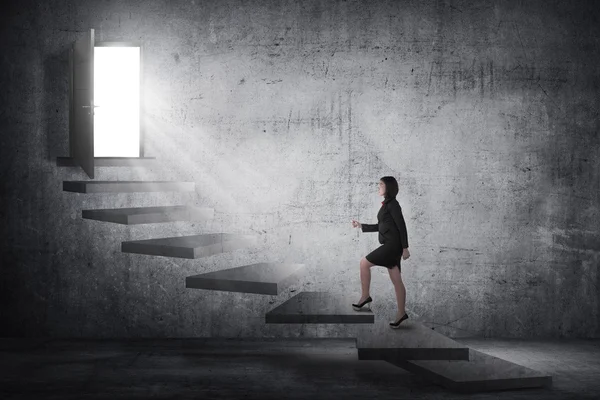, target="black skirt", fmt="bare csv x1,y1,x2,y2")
365,242,402,270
